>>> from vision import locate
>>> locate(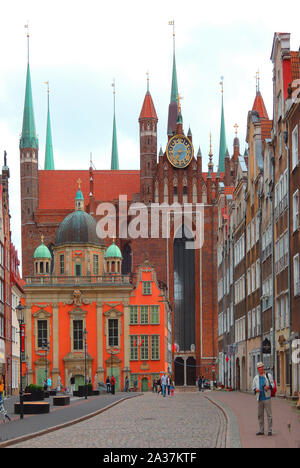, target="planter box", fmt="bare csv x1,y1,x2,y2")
92,390,100,396
78,385,93,397
15,402,50,414
49,390,57,396
23,392,45,401
53,396,70,406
